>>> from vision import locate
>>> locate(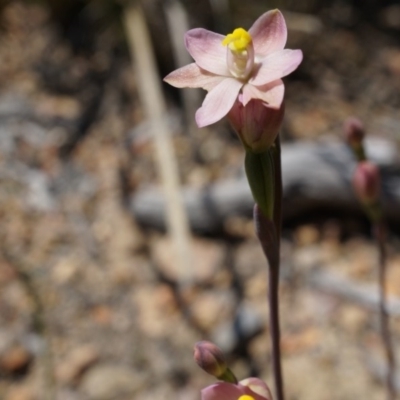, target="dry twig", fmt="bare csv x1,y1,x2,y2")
123,1,192,283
